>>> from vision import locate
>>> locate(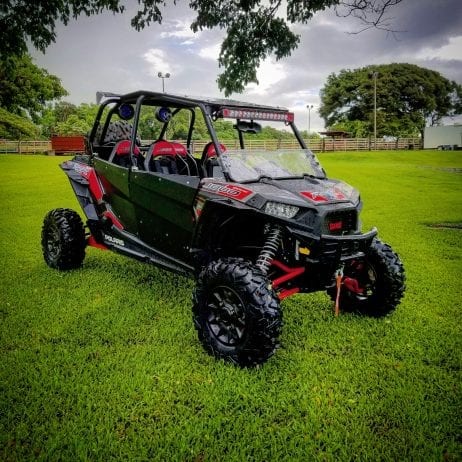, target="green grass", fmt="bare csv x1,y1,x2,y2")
0,151,461,461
